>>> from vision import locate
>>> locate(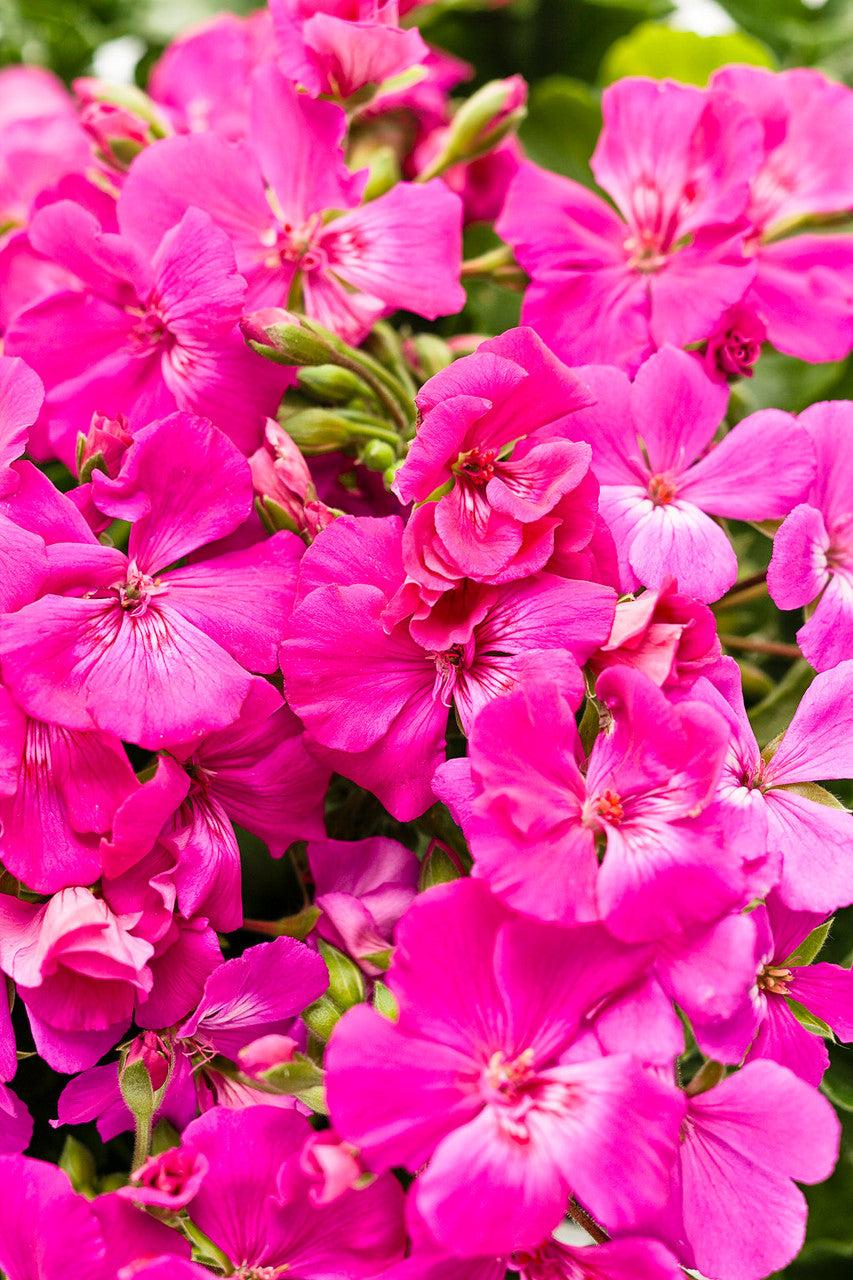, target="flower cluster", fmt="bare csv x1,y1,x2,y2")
1,4,853,1280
